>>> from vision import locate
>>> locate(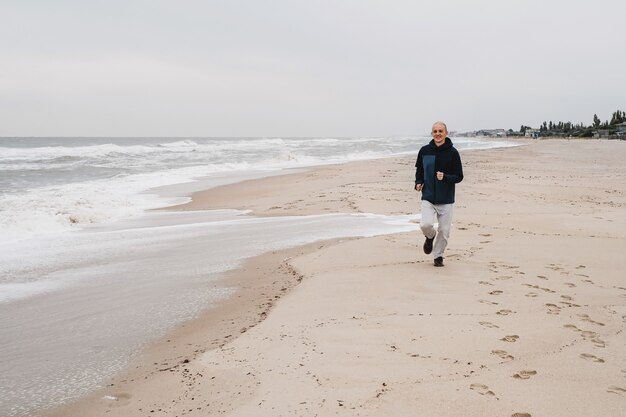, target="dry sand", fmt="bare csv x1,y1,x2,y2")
49,139,626,417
